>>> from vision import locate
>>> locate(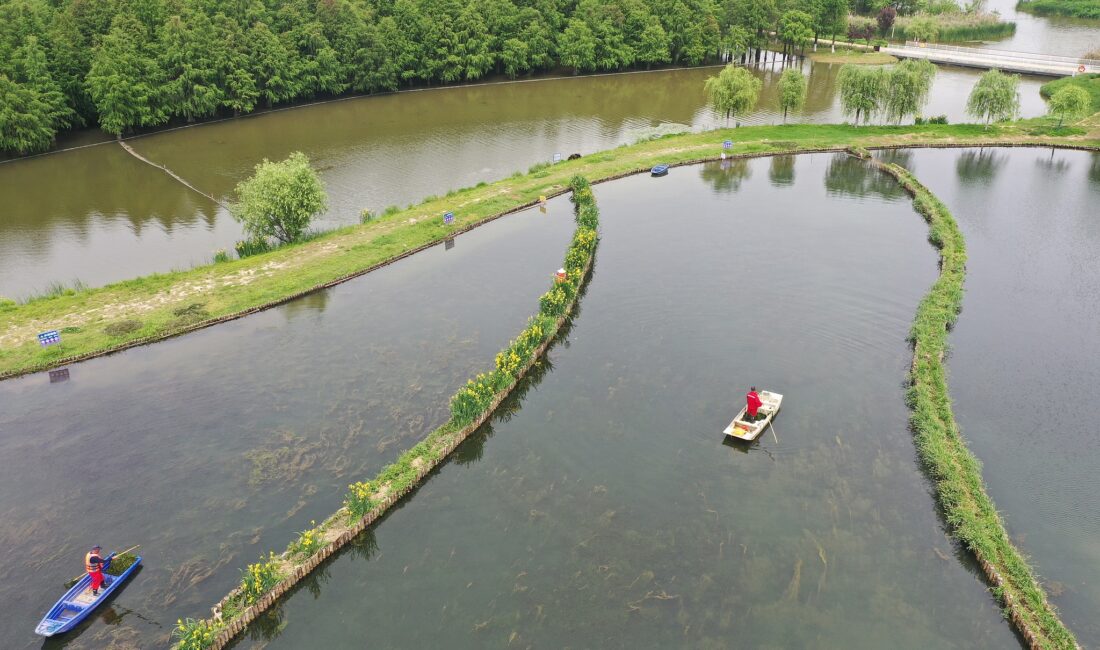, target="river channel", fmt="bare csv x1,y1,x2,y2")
884,146,1100,645
0,62,1050,300
227,155,1020,649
